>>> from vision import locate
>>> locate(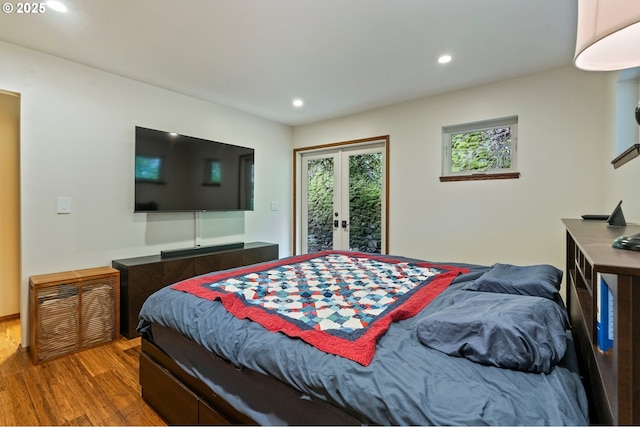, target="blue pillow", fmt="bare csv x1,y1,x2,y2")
462,263,562,300
416,293,569,373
